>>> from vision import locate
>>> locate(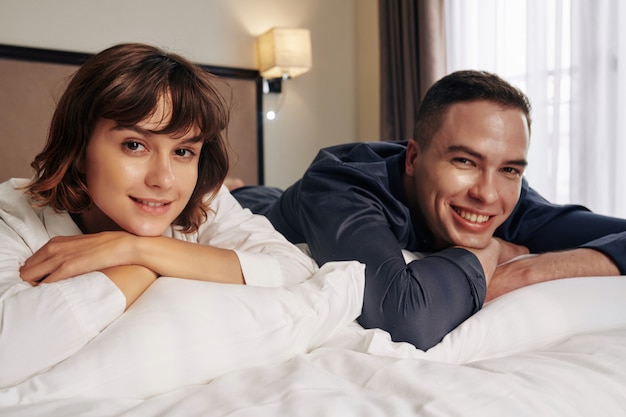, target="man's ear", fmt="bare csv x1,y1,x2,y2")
405,139,420,175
